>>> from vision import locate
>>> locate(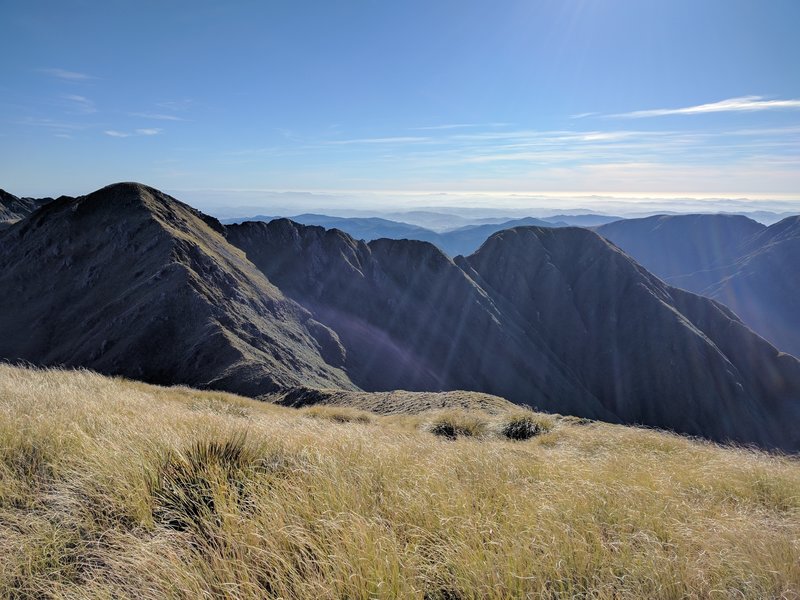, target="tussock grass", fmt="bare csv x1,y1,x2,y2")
426,409,490,439
1,364,799,599
498,410,556,440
